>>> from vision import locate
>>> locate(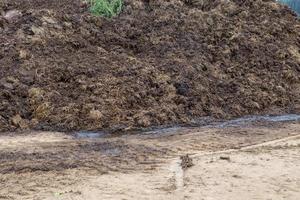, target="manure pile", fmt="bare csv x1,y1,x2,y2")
0,0,300,132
